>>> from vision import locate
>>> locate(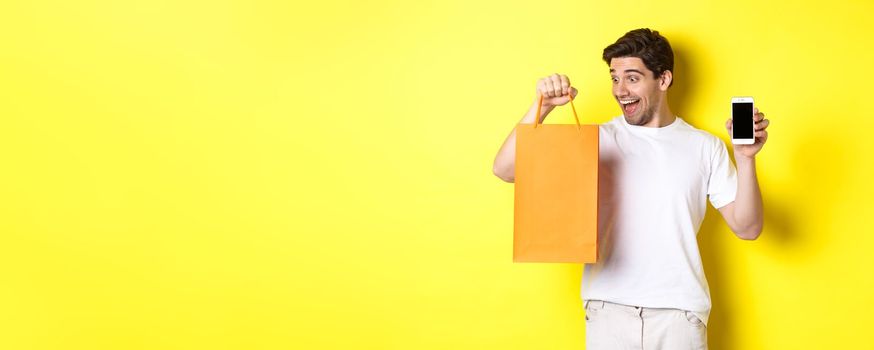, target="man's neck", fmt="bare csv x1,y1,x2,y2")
642,100,675,128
